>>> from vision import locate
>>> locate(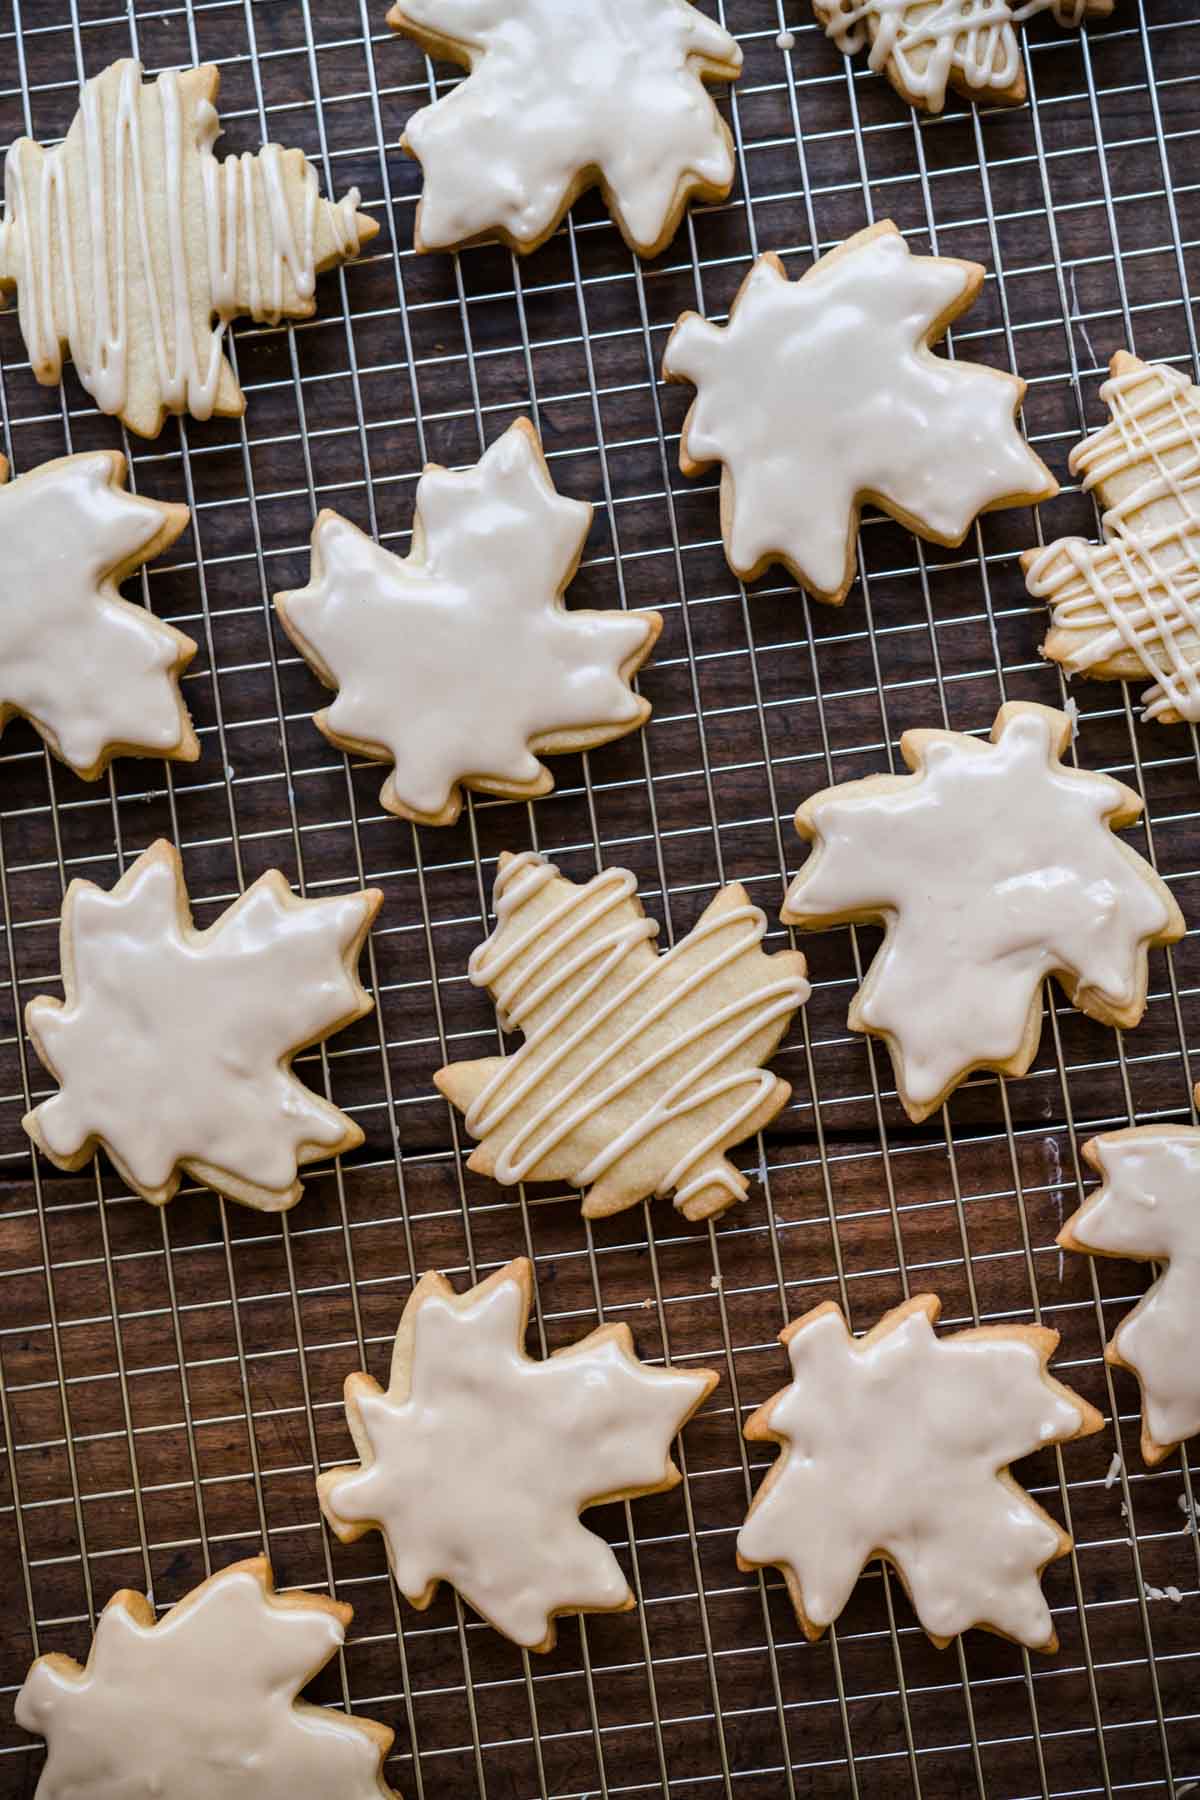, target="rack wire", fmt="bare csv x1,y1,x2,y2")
0,1,1197,1795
